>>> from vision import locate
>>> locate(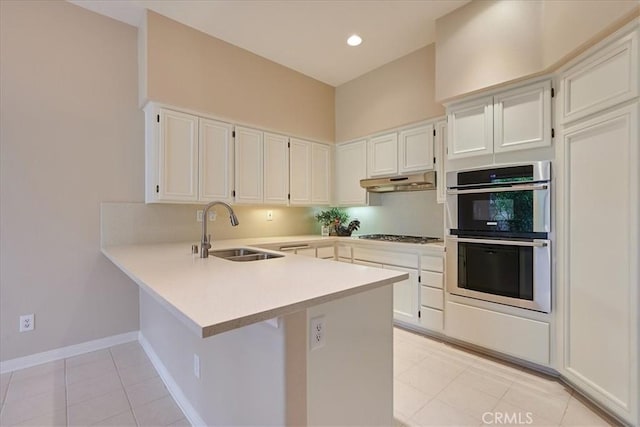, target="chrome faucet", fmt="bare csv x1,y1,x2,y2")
200,201,239,258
